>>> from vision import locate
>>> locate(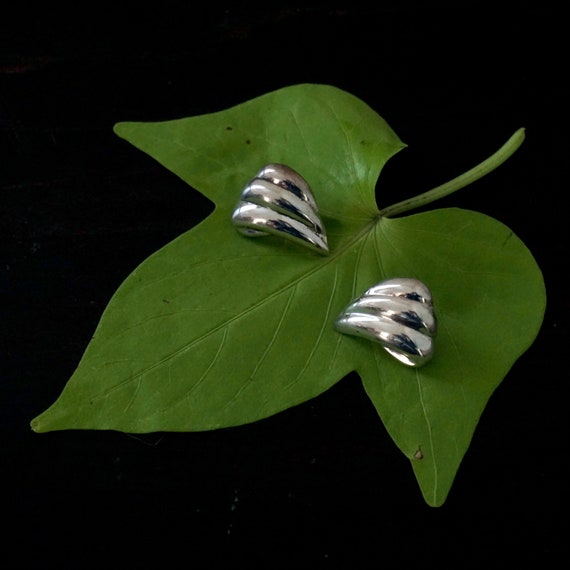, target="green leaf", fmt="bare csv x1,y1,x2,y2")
30,84,546,506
